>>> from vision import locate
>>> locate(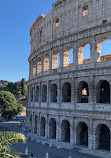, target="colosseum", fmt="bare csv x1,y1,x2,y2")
26,0,111,152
